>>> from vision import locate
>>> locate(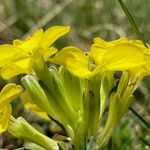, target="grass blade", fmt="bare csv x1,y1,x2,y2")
129,107,150,129
117,0,148,48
